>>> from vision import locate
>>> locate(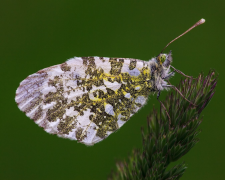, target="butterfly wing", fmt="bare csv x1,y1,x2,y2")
15,57,152,145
